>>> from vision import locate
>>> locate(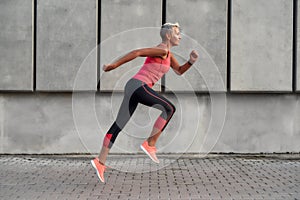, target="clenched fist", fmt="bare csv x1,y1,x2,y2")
102,64,116,72
189,50,199,64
